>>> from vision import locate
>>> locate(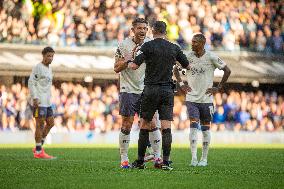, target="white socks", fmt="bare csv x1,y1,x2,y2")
189,127,211,162
119,131,130,162
189,128,198,160
149,129,162,159
201,130,211,161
